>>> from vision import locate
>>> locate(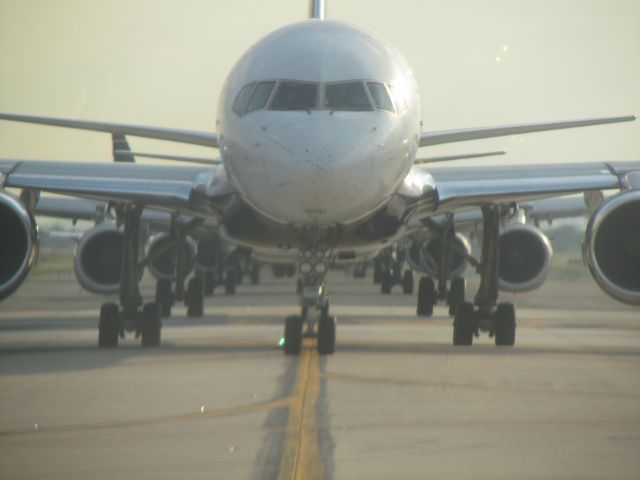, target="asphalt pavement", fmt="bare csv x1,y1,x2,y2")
1,267,639,479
